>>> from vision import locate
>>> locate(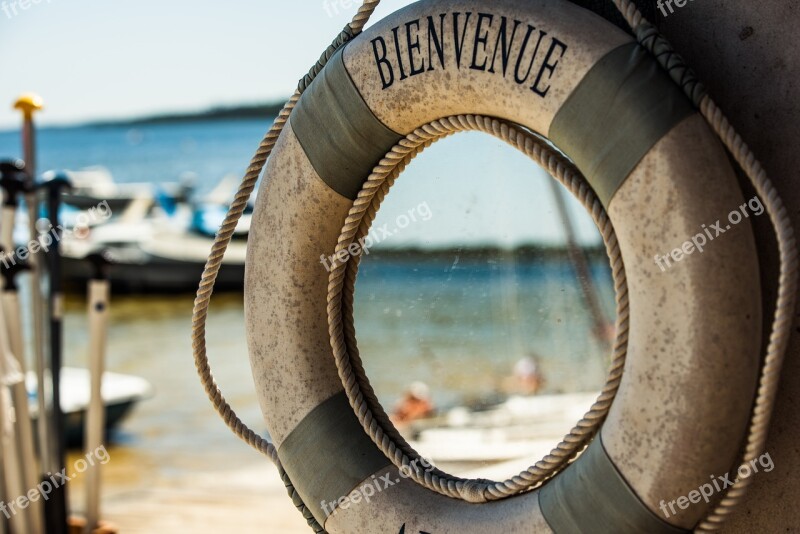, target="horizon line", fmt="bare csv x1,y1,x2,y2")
0,98,290,134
